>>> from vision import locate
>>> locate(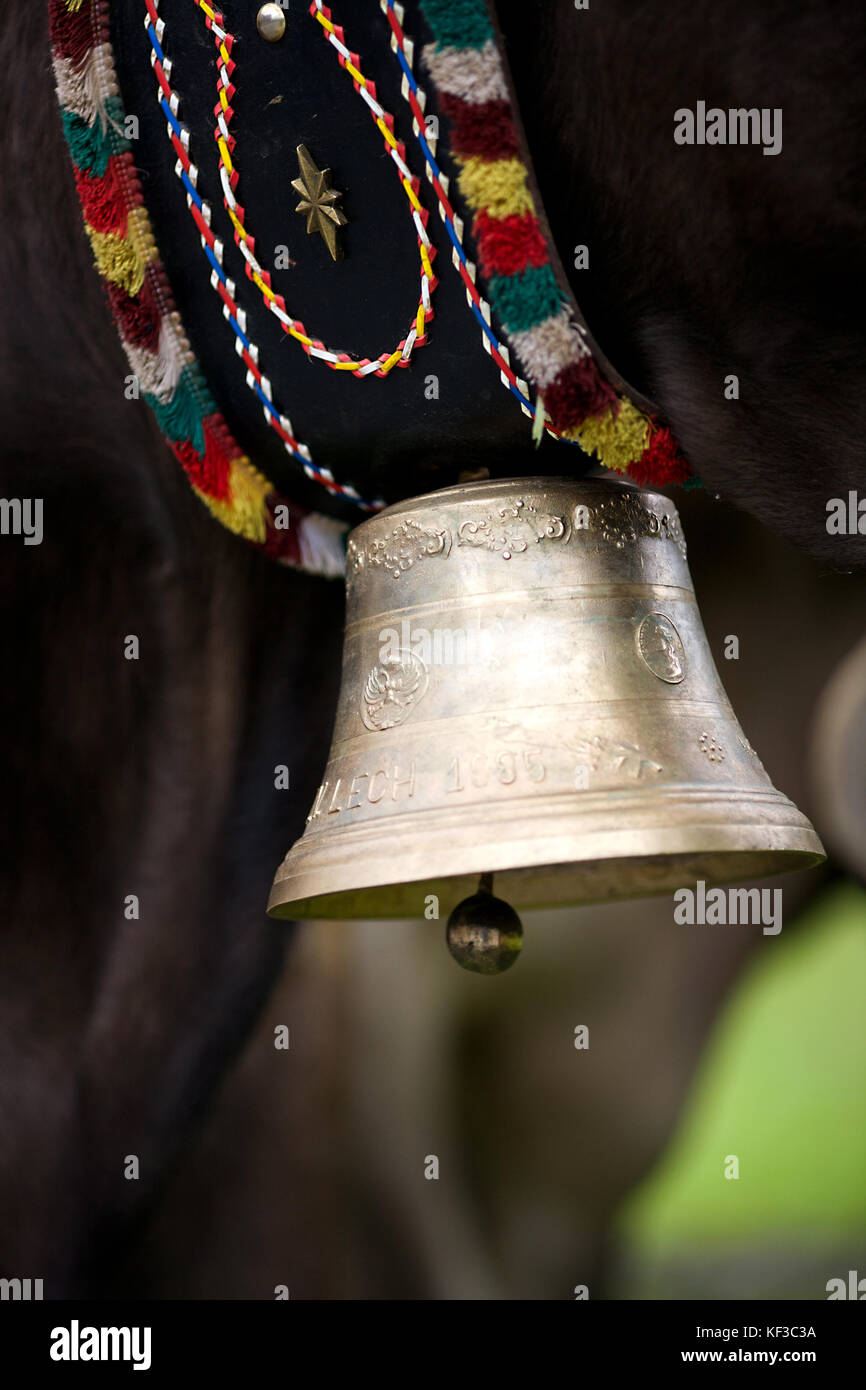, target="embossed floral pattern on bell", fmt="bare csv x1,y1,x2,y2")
268,477,824,921
347,519,452,585
456,498,569,559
